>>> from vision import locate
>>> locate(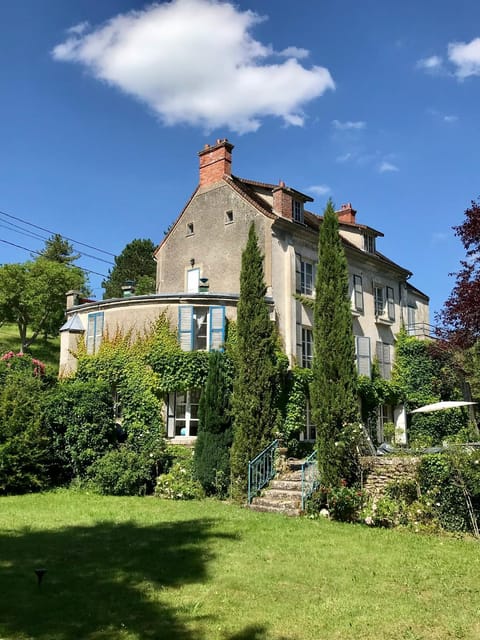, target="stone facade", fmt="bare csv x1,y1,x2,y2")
361,456,420,498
